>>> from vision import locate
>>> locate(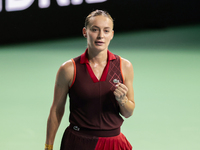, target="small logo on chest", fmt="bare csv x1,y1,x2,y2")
109,73,122,91
113,79,119,83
